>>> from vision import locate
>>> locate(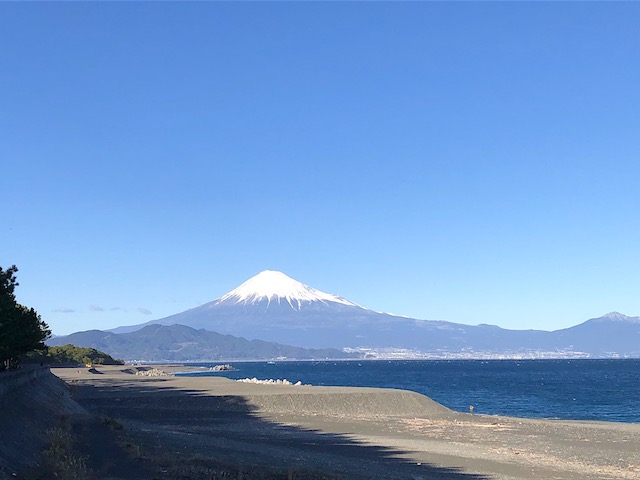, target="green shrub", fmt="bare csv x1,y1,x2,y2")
46,344,124,365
